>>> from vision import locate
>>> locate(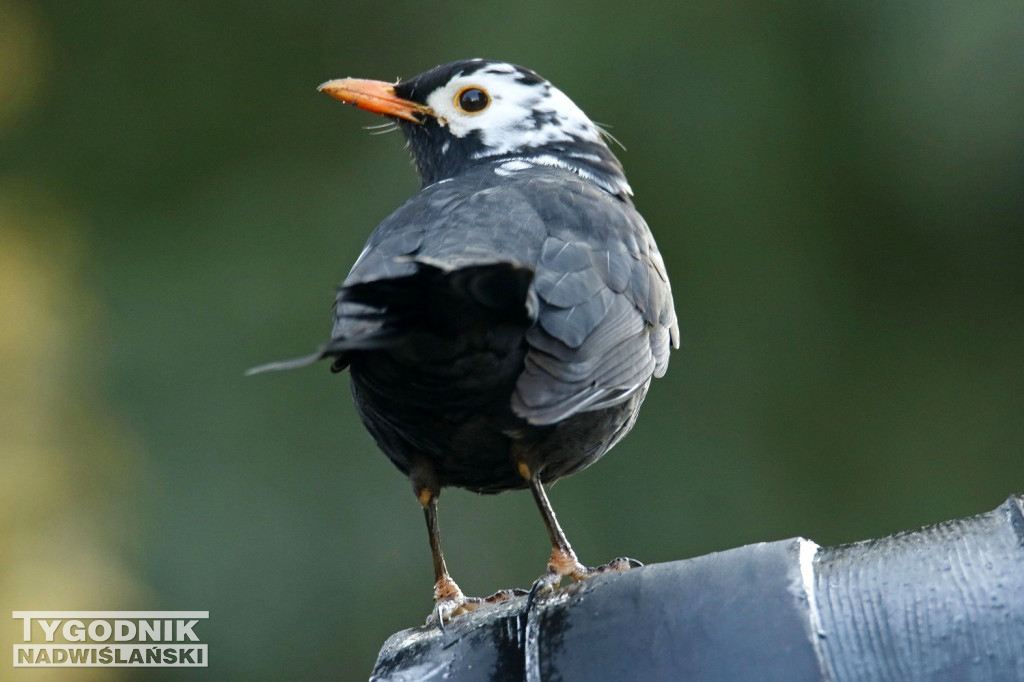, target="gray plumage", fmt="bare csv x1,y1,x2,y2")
307,161,678,492
251,60,678,600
